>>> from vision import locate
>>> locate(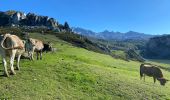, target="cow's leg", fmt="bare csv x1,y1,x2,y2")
153,77,156,83
29,51,34,60
28,51,32,60
30,51,34,60
140,74,143,80
10,50,16,75
143,74,145,82
40,51,42,60
31,48,35,60
16,54,21,70
2,56,9,77
36,52,39,60
27,51,30,60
